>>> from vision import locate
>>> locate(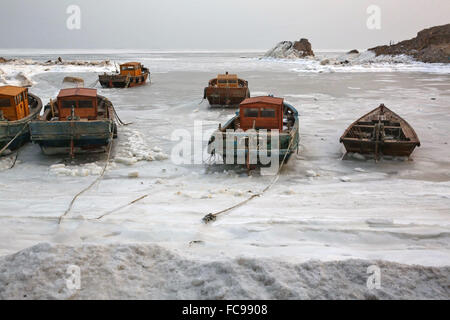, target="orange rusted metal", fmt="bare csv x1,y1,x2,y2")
57,88,98,120
204,72,250,108
0,86,30,121
99,62,150,88
239,96,284,131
